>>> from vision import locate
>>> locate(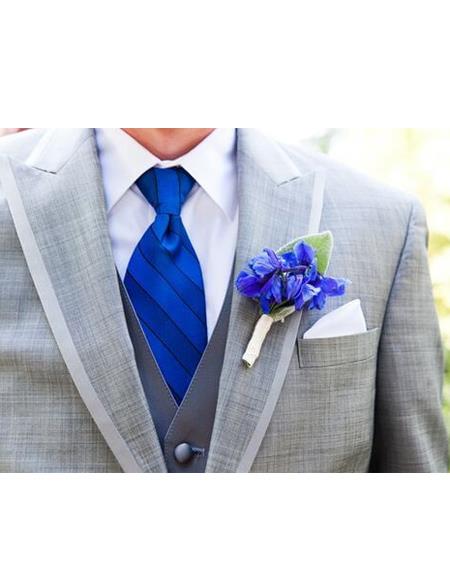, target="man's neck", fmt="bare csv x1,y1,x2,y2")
122,128,215,160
